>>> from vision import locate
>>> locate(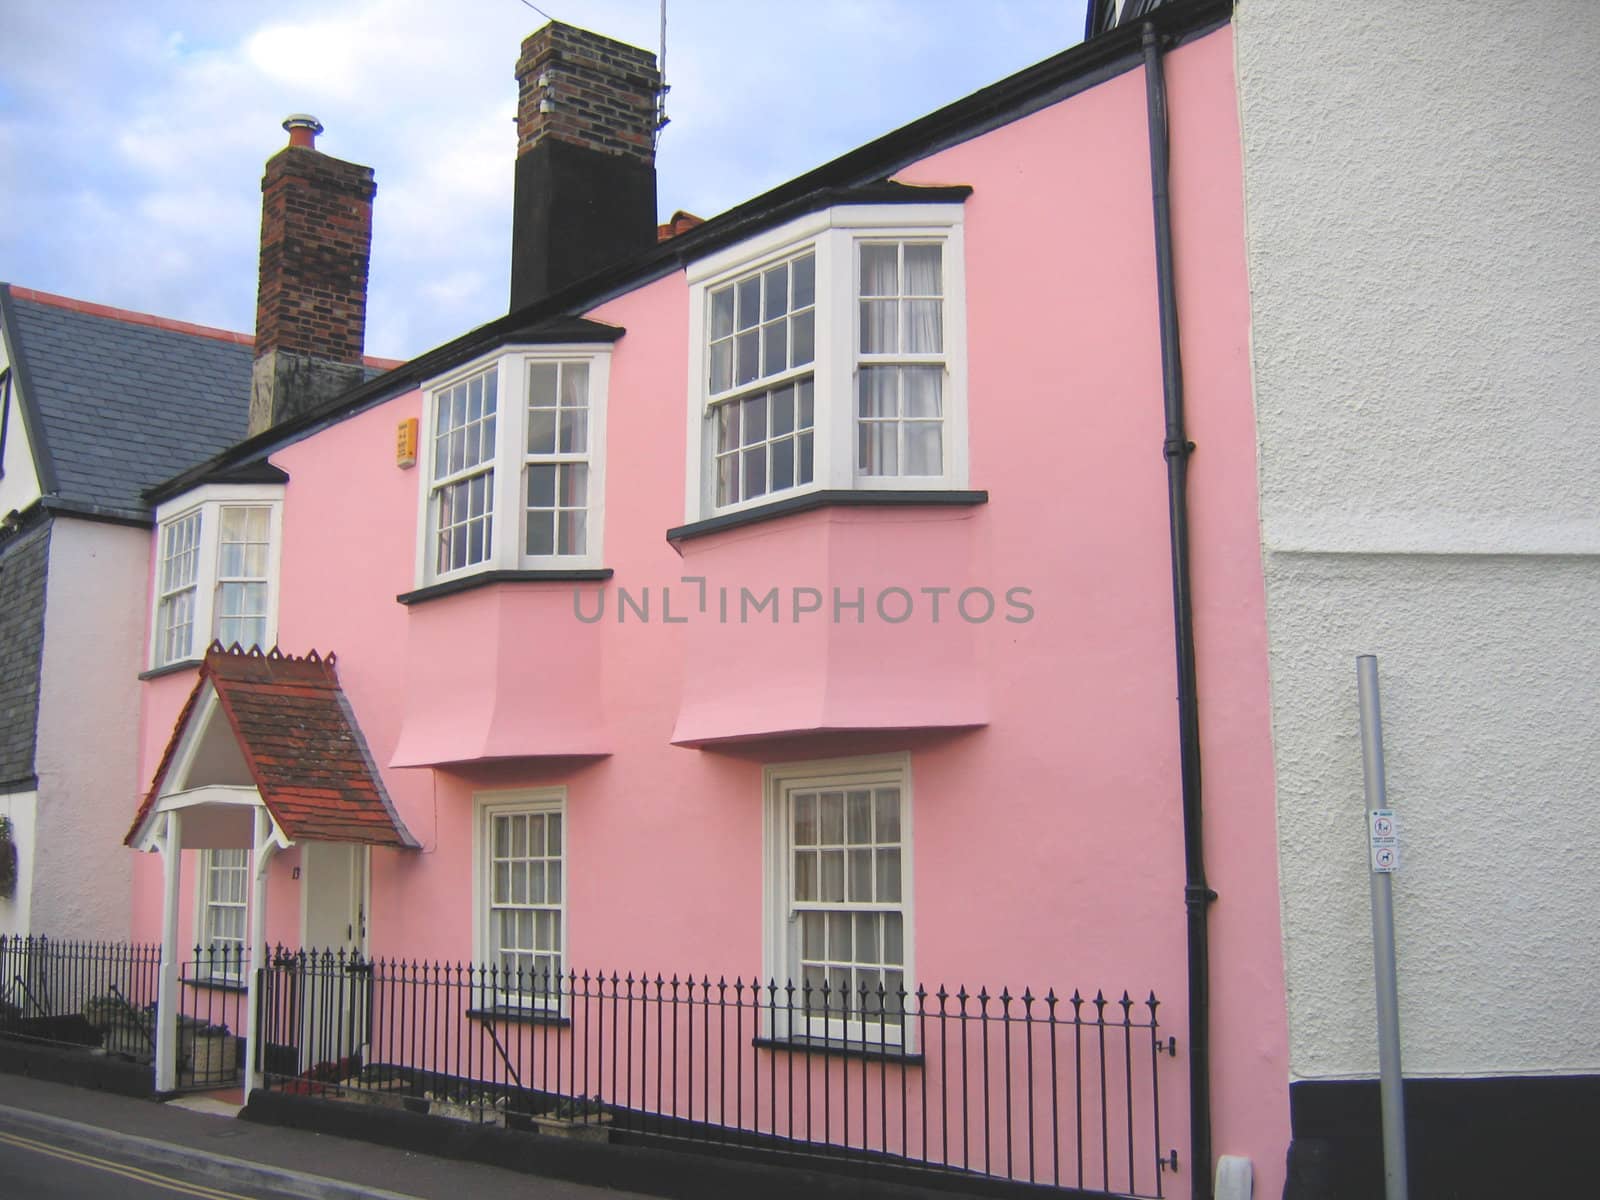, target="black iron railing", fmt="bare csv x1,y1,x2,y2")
260,950,1169,1197
0,935,161,1052
176,945,249,1089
